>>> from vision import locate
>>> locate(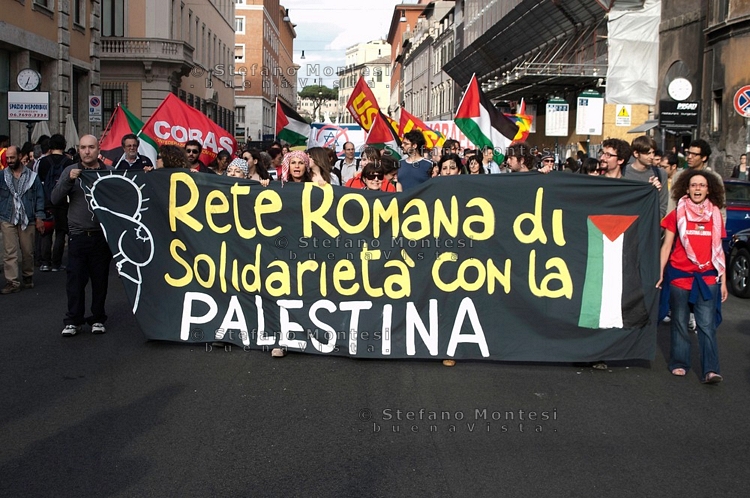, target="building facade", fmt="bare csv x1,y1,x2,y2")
337,39,391,124
99,0,235,134
1,0,101,144
400,1,455,121
234,0,296,143
386,3,429,119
